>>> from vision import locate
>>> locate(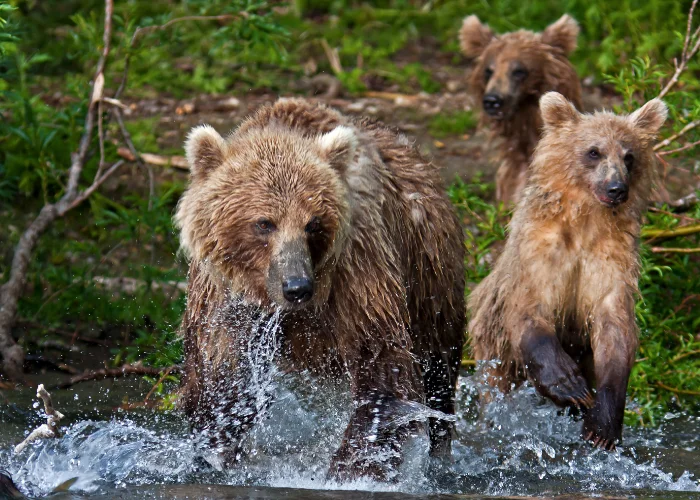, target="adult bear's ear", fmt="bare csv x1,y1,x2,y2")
185,125,227,180
629,99,668,141
317,126,358,172
540,91,580,129
541,14,579,55
459,15,495,59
